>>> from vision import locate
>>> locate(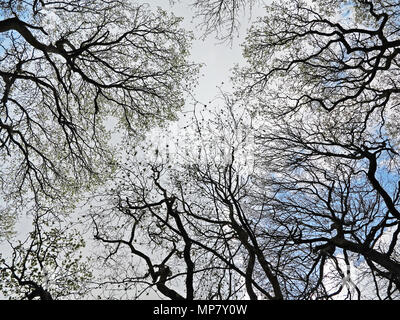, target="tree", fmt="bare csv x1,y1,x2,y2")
0,207,92,300
2,0,400,300
0,0,197,206
0,0,198,299
239,0,400,114
191,0,261,41
233,0,400,299
171,0,261,41
85,94,333,300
